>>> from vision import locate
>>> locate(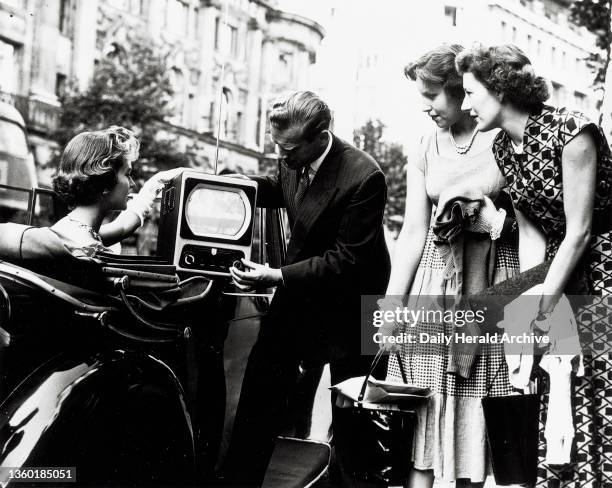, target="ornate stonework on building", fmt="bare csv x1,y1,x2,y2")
0,0,324,185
